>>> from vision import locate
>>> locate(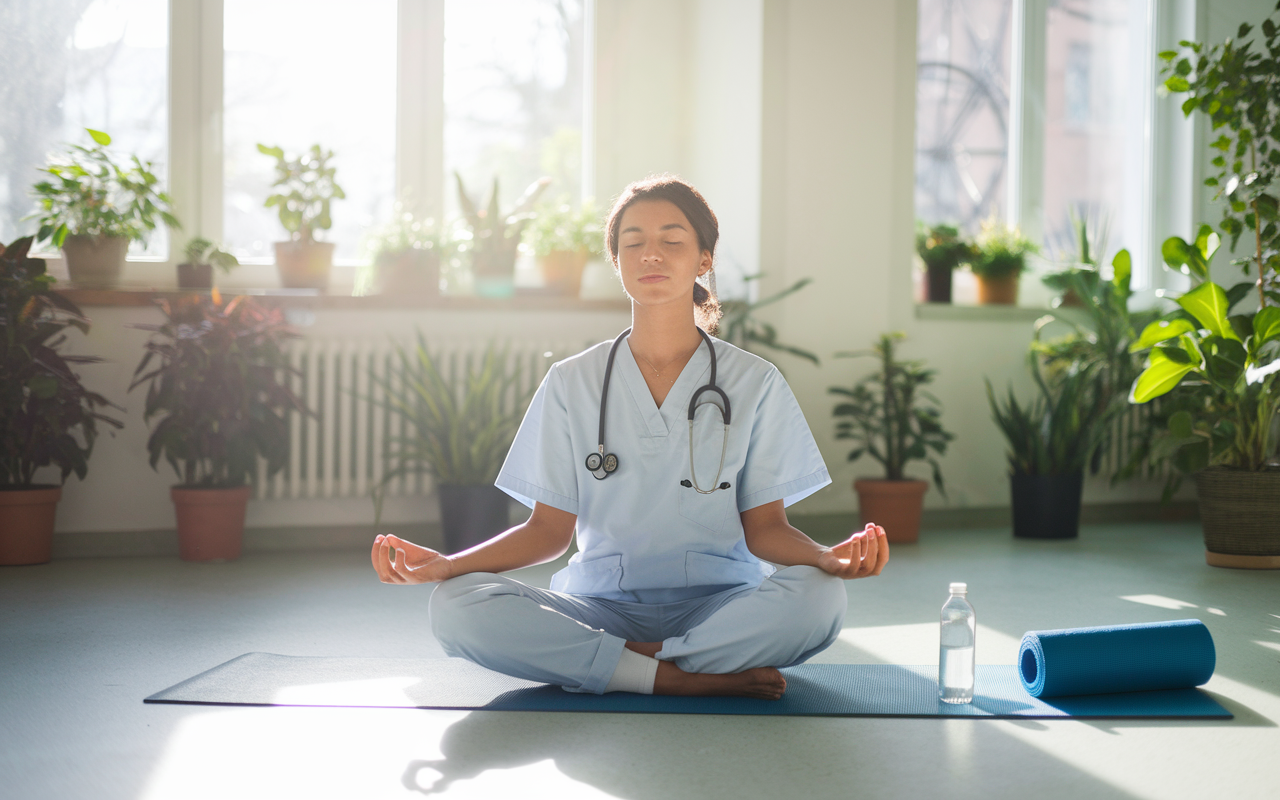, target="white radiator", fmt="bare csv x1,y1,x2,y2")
254,337,591,501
